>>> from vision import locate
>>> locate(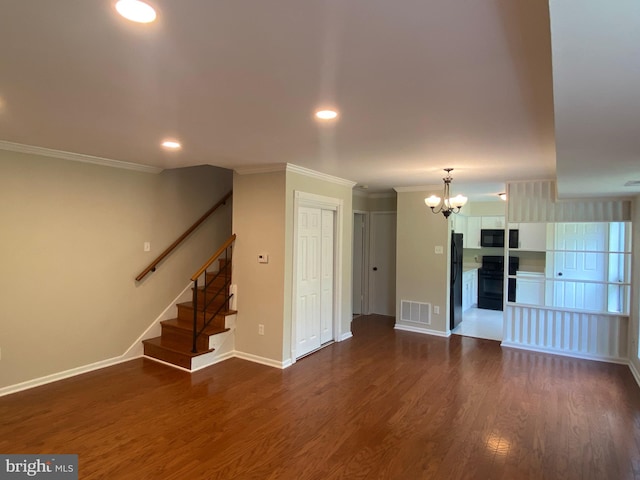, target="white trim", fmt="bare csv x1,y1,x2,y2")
394,185,440,193
191,351,236,372
234,163,287,175
0,284,194,397
234,350,293,369
0,354,143,397
123,283,192,358
394,324,452,337
0,140,163,174
291,191,345,362
629,361,640,389
286,164,357,187
500,341,629,365
234,163,357,188
142,355,193,373
339,331,353,341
